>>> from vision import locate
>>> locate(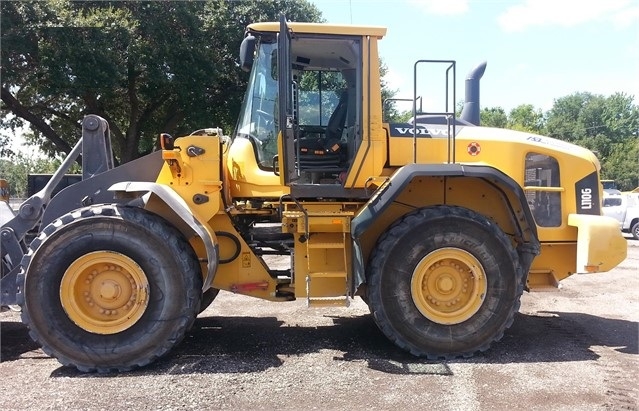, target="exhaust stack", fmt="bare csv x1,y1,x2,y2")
459,61,487,126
